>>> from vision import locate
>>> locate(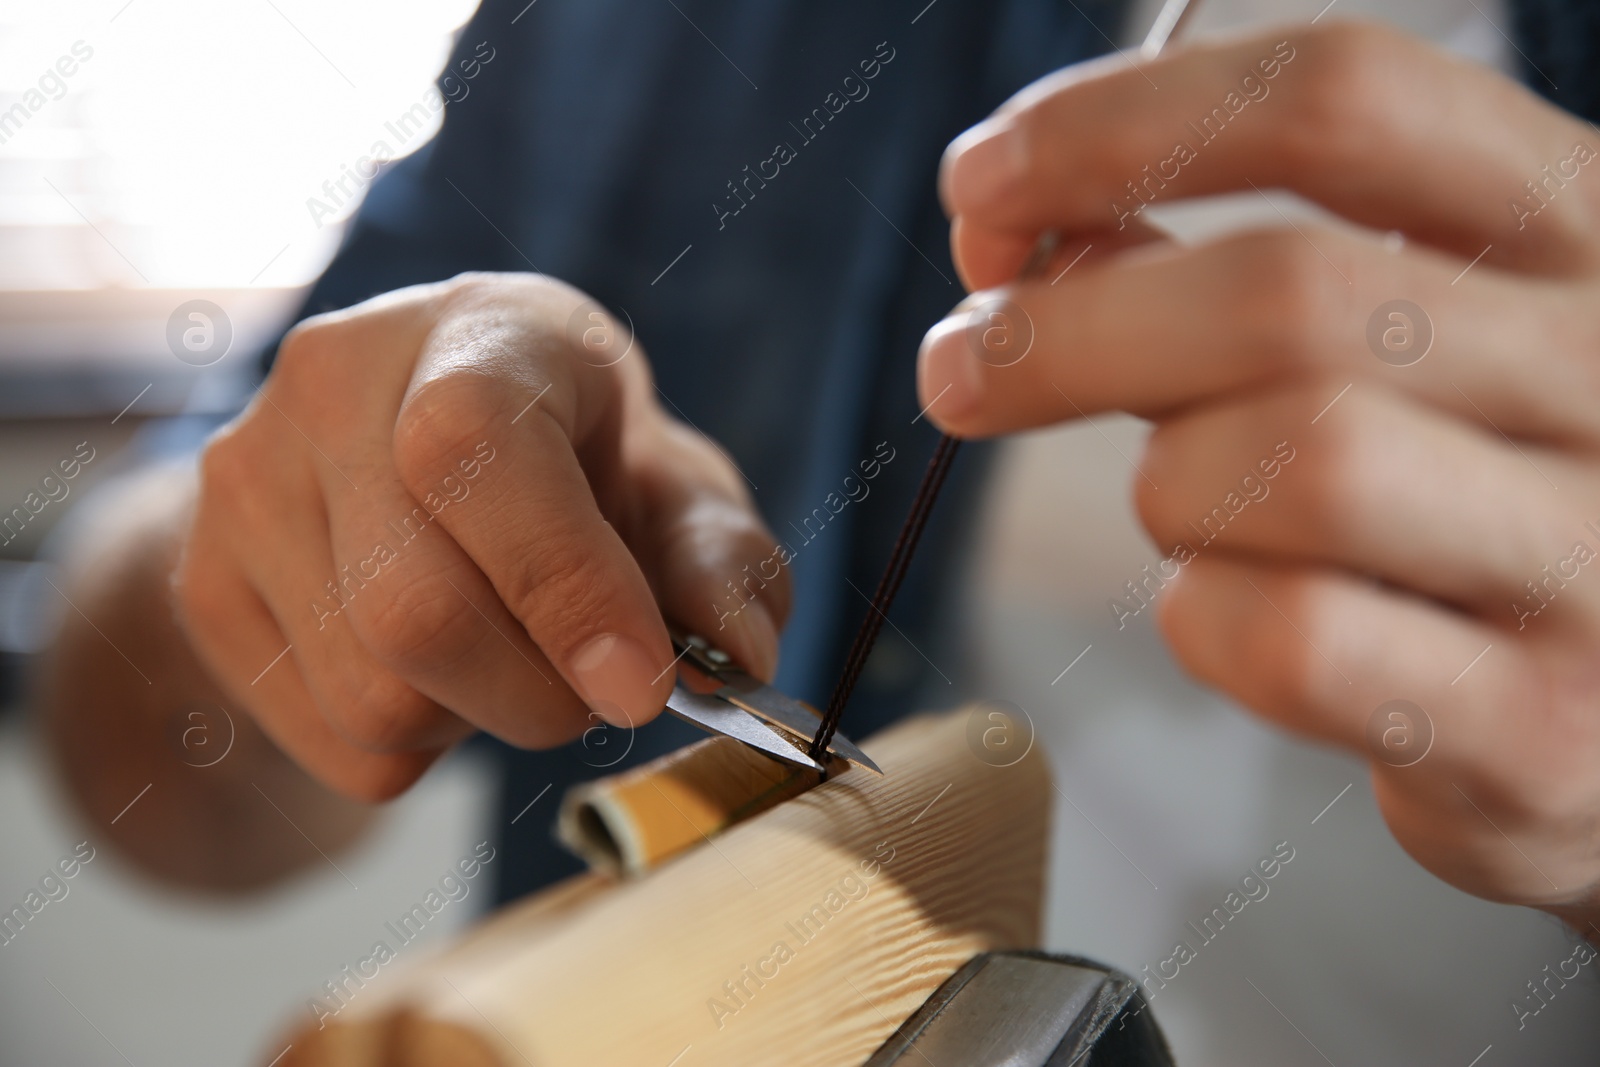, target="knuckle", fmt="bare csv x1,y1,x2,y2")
441,270,571,317
393,374,506,493
1132,430,1183,542
193,428,263,528
196,421,289,532
1155,573,1215,677
272,311,399,421
1164,564,1331,720
442,270,500,297
1456,760,1568,839
1468,680,1599,829
1246,578,1330,713
1490,778,1577,835
1283,22,1403,170
1001,69,1094,183
1007,102,1049,186
439,271,513,309
196,427,247,497
1132,474,1178,554
274,314,348,378
1292,392,1372,534
1230,232,1341,372
355,572,482,675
